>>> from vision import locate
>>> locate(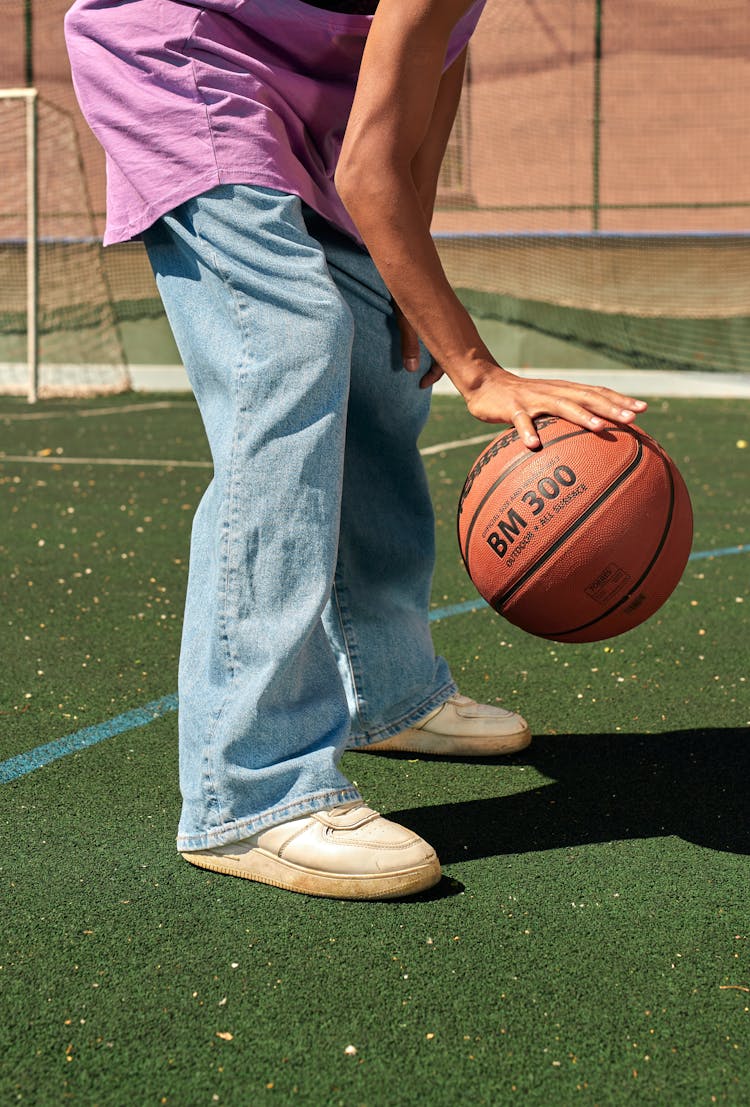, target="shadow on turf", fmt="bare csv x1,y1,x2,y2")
386,727,750,861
